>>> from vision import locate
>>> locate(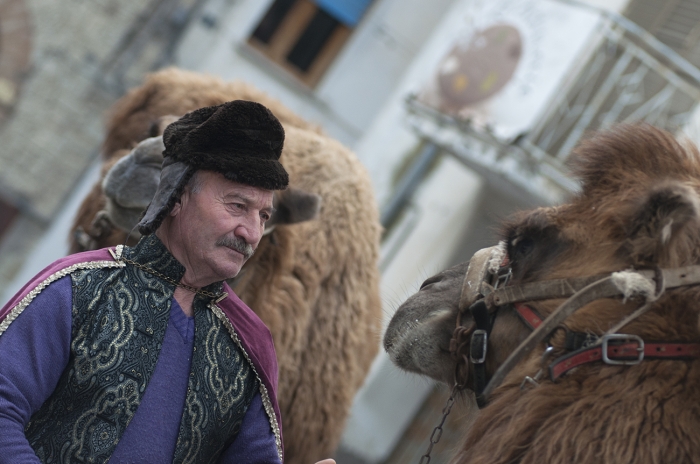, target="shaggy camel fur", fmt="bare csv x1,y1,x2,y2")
69,68,383,464
386,124,700,463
